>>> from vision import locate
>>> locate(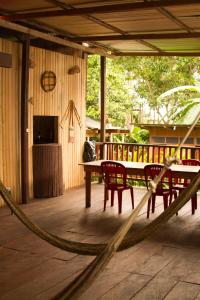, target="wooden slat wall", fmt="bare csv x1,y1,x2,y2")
28,46,86,197
0,38,21,207
0,38,86,207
